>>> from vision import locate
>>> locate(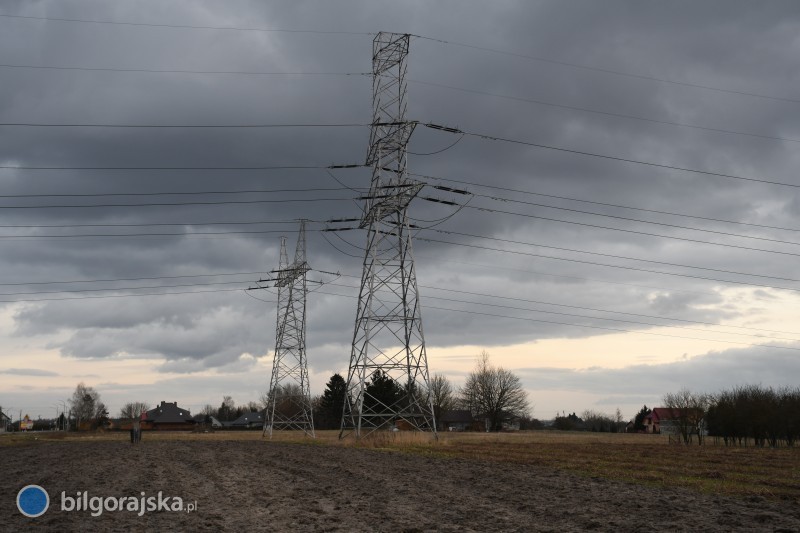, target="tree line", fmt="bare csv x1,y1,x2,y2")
652,385,800,447
59,351,531,432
